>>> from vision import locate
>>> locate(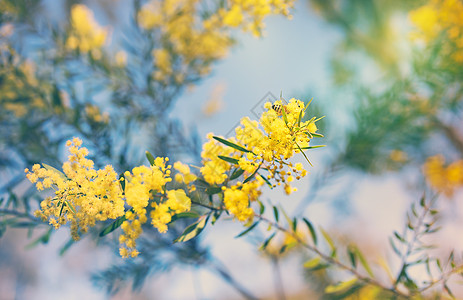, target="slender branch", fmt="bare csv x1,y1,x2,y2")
254,213,410,298
418,264,463,294
271,256,286,300
0,208,42,223
393,196,437,288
